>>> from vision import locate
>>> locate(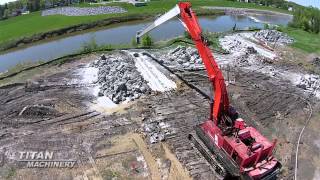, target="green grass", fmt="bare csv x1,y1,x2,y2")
283,28,320,54
0,0,290,47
